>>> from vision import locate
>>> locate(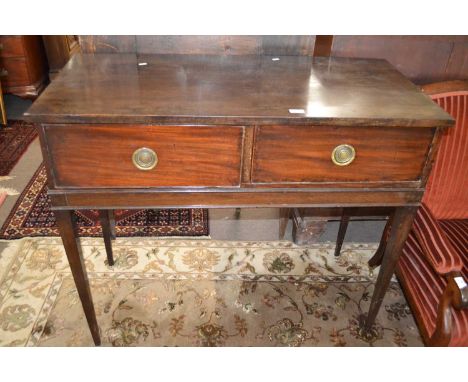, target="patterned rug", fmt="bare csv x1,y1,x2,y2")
0,120,38,176
0,165,209,239
0,238,423,346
